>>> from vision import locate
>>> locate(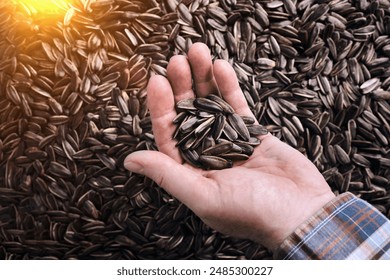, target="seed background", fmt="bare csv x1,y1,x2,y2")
0,0,389,260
